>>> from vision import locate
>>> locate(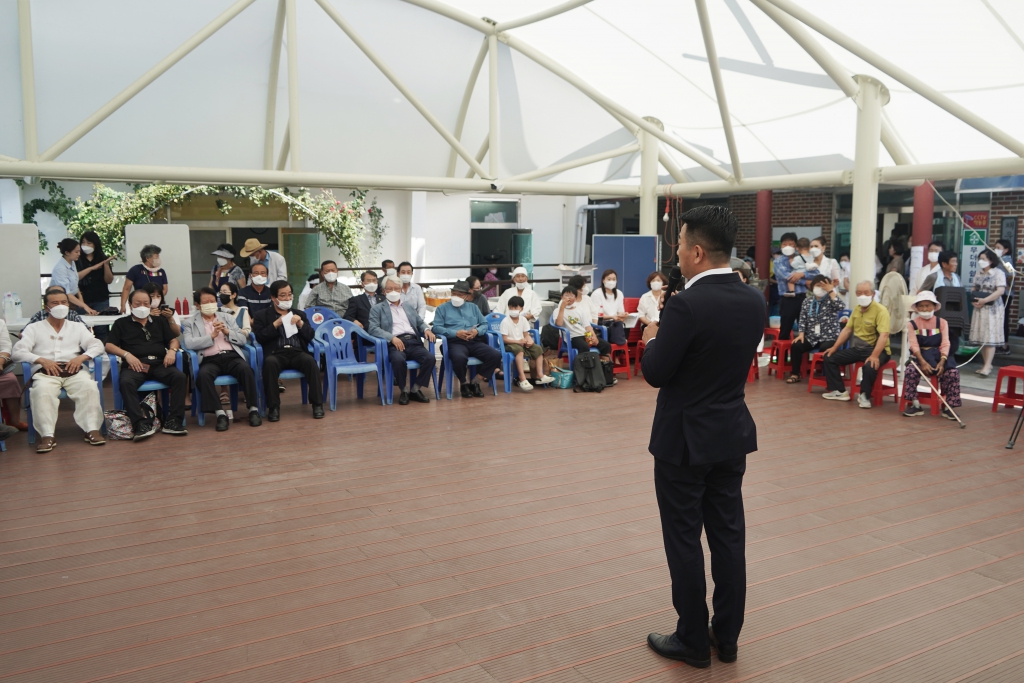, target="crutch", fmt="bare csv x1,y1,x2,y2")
908,359,966,429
